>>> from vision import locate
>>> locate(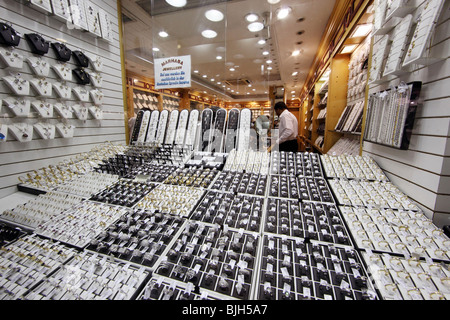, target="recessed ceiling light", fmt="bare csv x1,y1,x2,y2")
292,50,301,56
153,47,160,52
202,29,217,38
277,7,291,19
292,71,298,76
267,66,273,70
194,70,199,73
216,55,223,60
267,0,280,4
229,68,235,71
247,22,264,32
245,13,259,22
203,74,207,78
266,60,272,64
165,0,186,8
341,44,358,54
158,31,169,38
205,9,224,22
262,51,269,56
258,39,266,45
350,24,372,38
